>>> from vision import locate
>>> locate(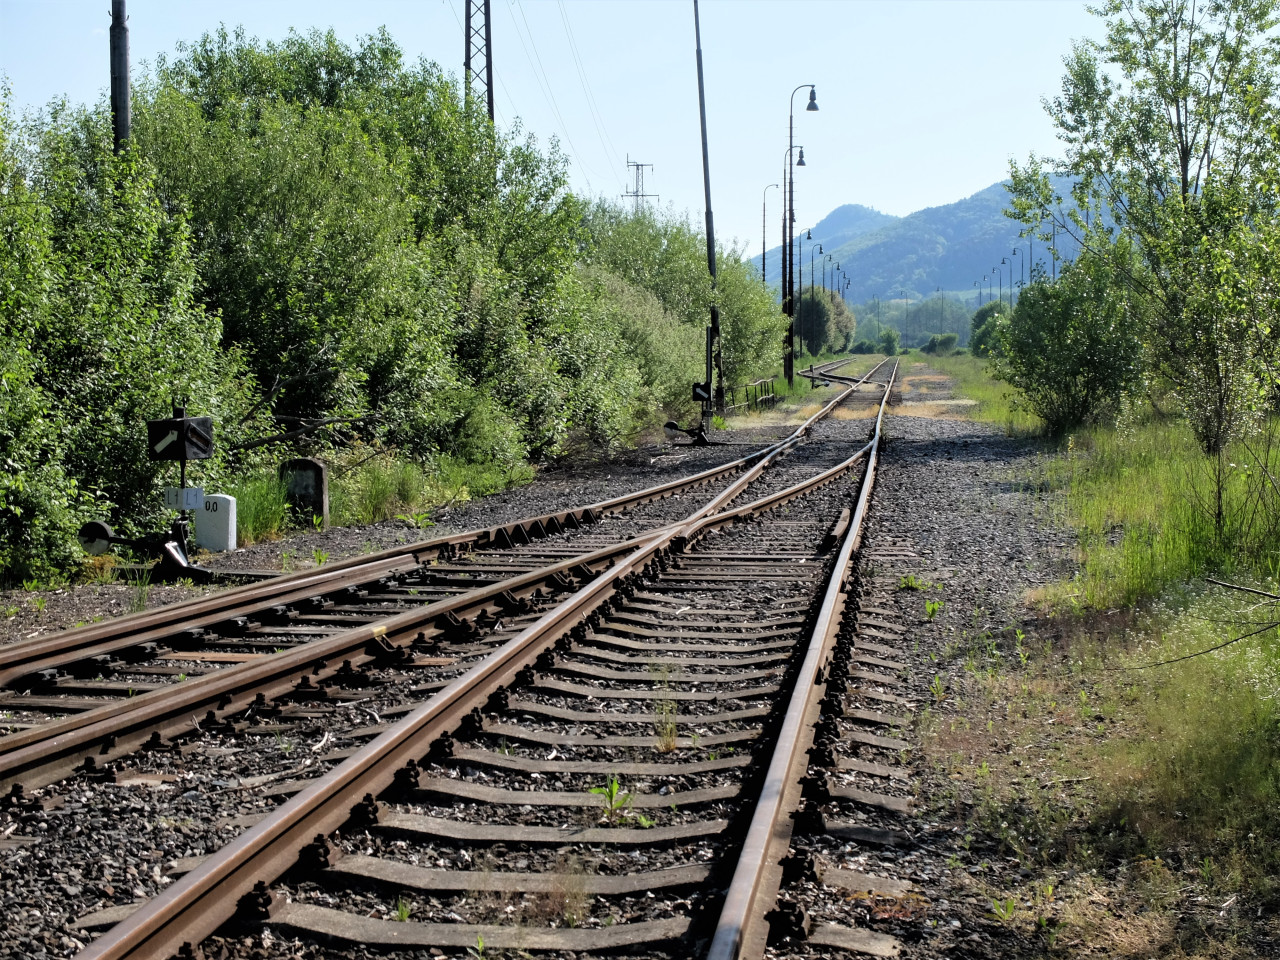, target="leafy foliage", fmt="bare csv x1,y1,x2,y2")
968,300,1008,358
991,241,1144,435
1008,0,1280,453
1,90,258,580
796,289,856,357
579,201,786,387
0,29,787,581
